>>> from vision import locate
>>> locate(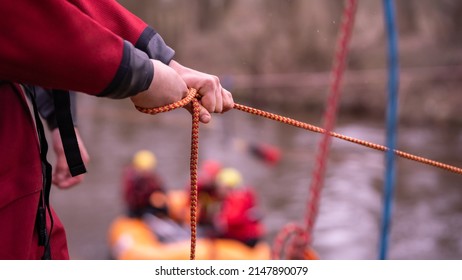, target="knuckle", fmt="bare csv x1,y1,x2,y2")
212,75,220,85
204,75,220,88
